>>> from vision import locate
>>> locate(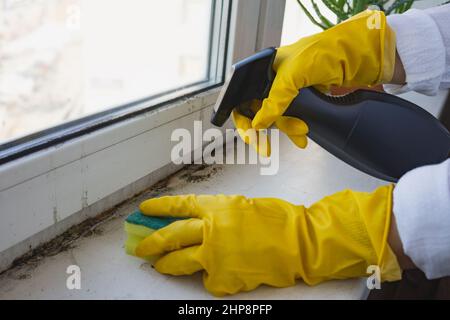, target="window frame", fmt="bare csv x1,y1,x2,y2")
0,0,286,272
0,0,231,165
